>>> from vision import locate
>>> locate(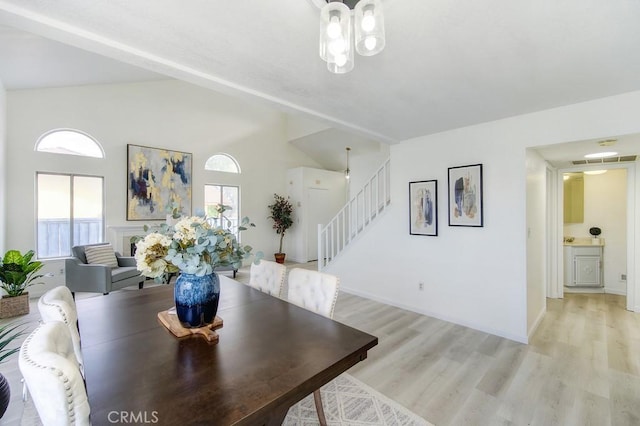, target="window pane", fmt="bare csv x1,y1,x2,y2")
37,174,71,258
73,176,104,246
204,185,222,218
204,184,240,237
36,130,104,158
204,154,240,173
37,173,104,259
222,186,239,233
